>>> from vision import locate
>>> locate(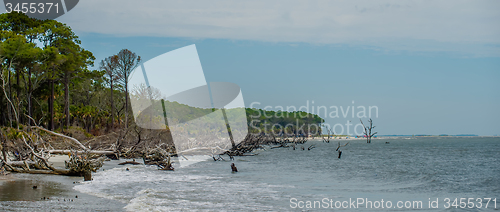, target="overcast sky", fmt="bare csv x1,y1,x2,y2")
55,0,500,56
3,1,499,135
